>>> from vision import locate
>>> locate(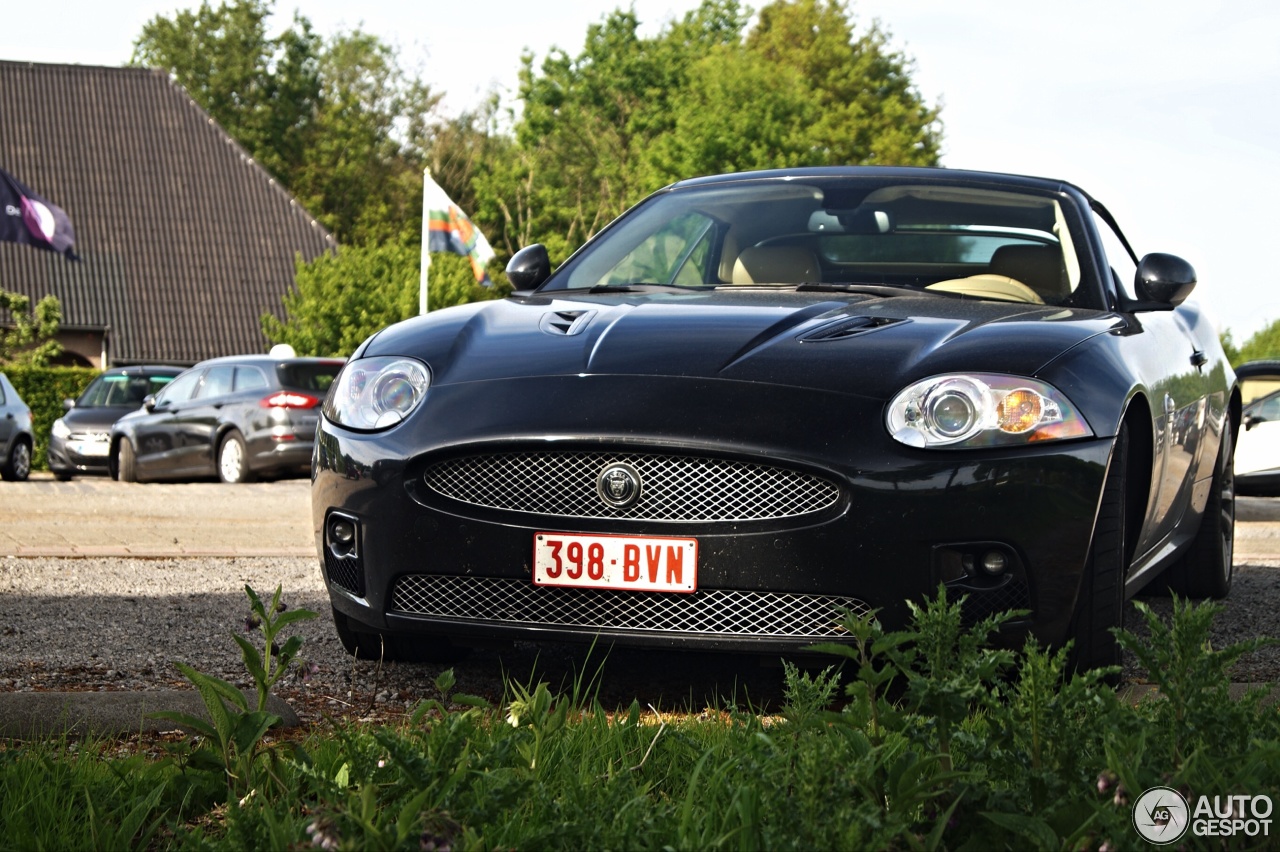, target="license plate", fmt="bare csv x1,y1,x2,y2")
72,440,109,457
533,532,698,593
